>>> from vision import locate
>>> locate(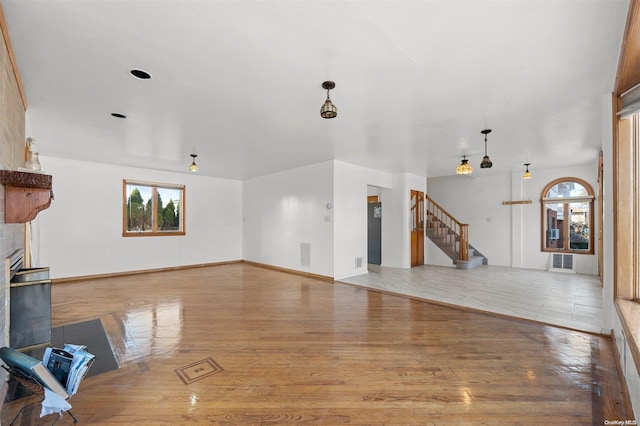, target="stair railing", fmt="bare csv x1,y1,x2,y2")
425,195,469,261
